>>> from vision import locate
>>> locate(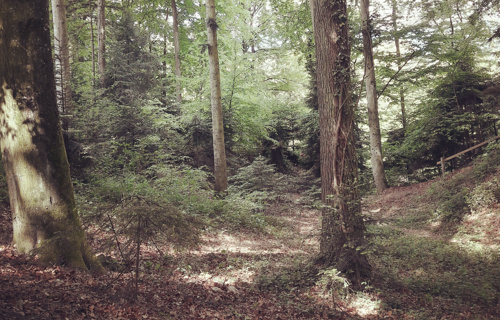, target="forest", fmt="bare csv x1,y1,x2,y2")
0,0,499,319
